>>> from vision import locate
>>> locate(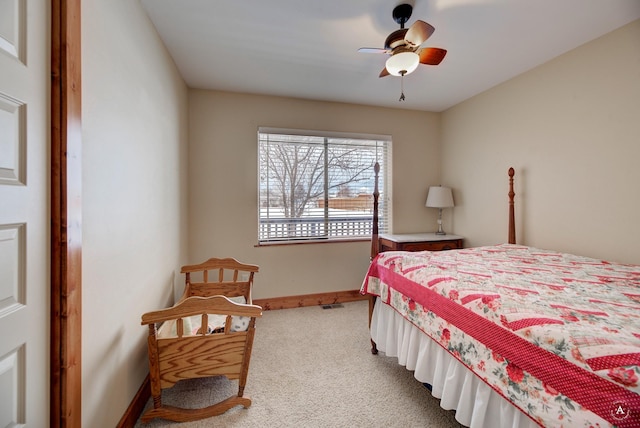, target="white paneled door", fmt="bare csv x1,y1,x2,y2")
0,0,50,426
